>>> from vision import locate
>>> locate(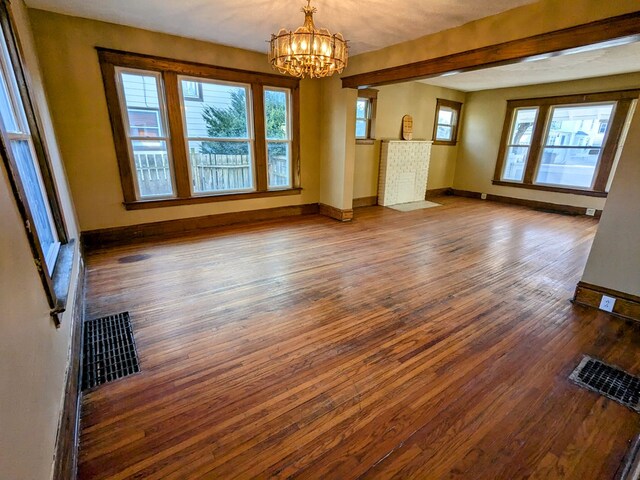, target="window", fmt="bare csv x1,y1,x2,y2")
180,77,254,194
265,87,292,189
117,69,174,198
182,80,203,101
502,108,538,182
355,89,377,144
98,49,300,209
0,2,71,325
433,98,462,145
494,90,638,196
